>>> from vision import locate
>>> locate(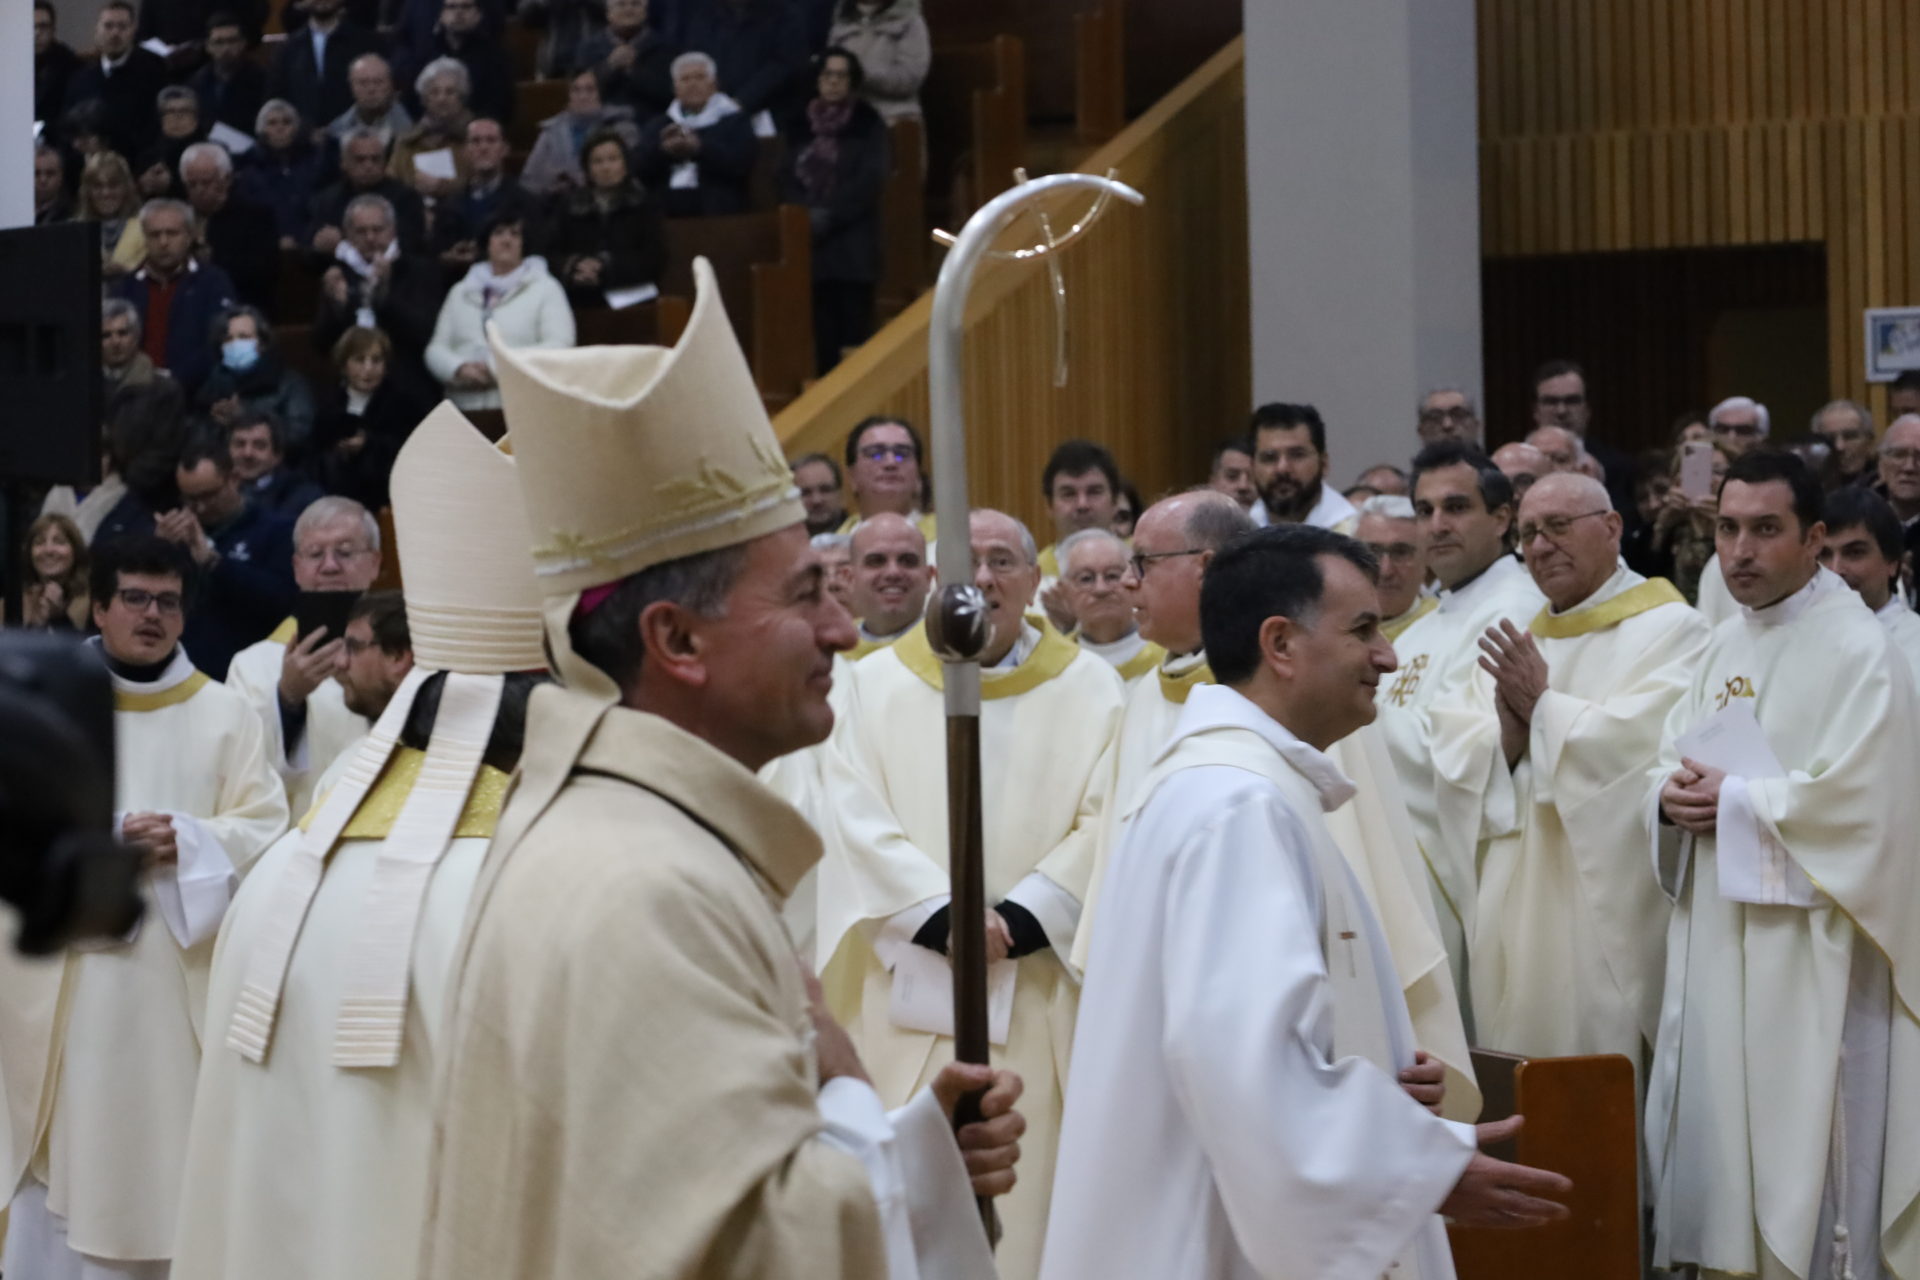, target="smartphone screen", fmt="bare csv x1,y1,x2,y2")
1680,441,1714,500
